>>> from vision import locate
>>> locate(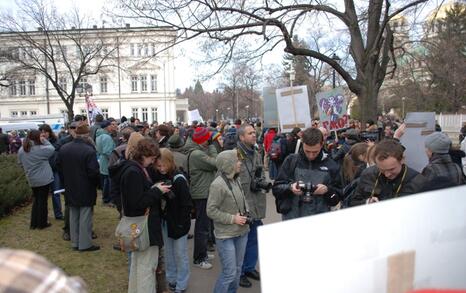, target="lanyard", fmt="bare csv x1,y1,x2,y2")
371,165,408,198
220,174,248,215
